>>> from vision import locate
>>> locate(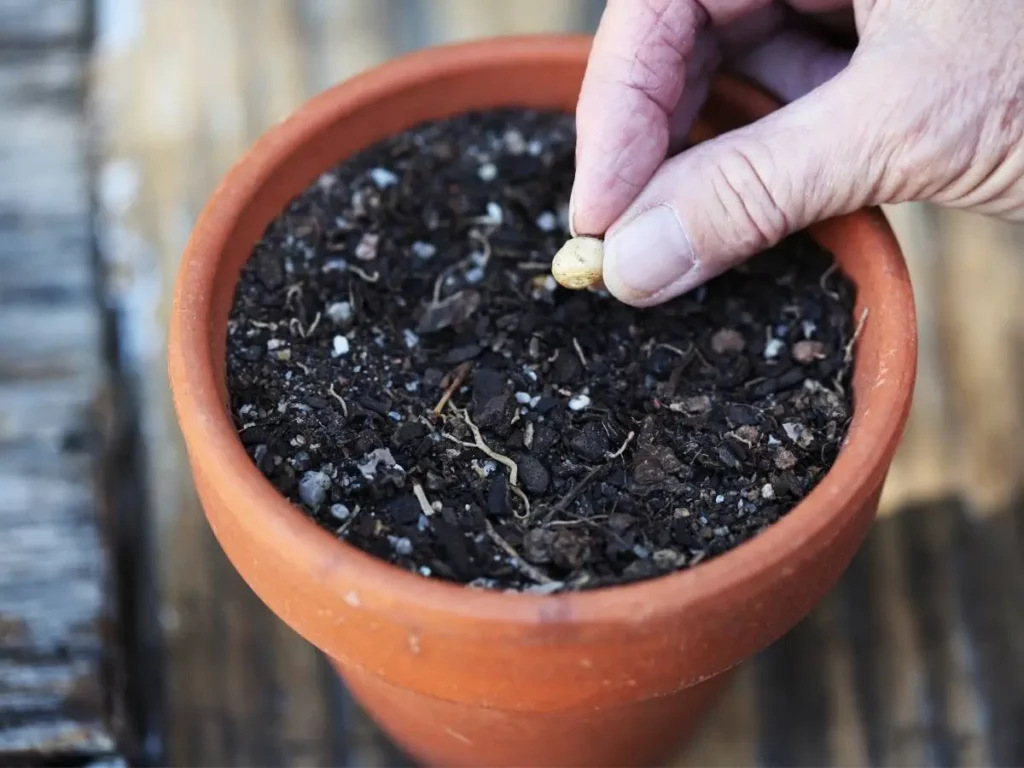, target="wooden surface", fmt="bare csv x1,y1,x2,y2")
54,0,1024,765
0,0,125,764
